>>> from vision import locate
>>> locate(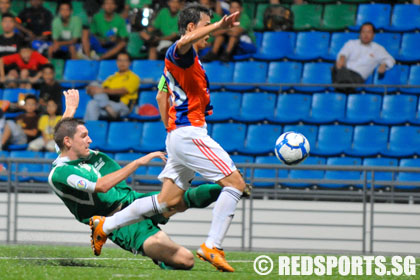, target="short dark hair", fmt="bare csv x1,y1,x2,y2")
57,1,72,12
178,3,212,36
54,118,85,150
18,42,32,51
361,22,375,33
117,51,132,62
24,94,38,102
1,13,15,21
230,0,243,7
41,63,55,72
